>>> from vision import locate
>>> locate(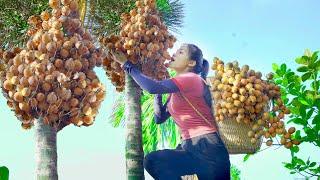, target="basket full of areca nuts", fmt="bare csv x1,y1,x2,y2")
207,57,299,154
